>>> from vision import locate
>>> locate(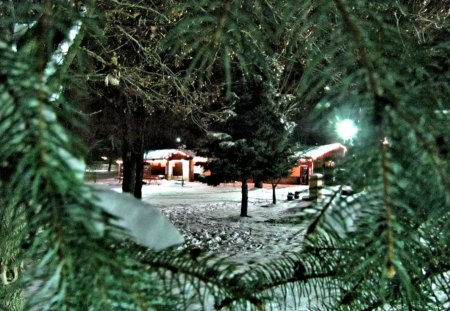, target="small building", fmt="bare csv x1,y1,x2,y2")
117,149,208,182
284,143,347,185
145,149,197,182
